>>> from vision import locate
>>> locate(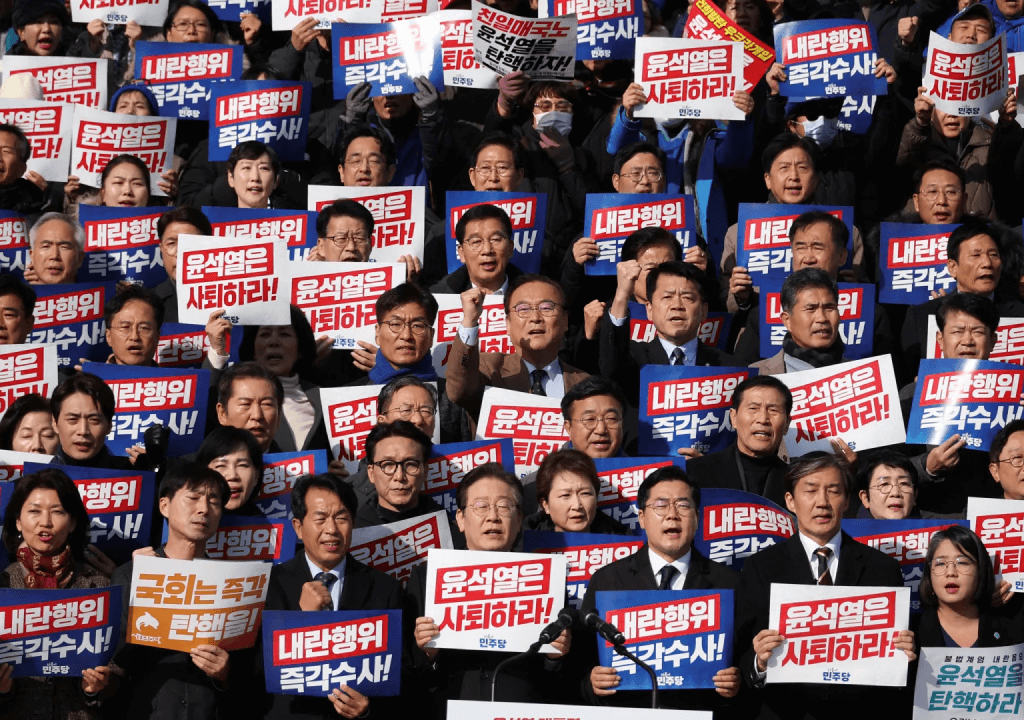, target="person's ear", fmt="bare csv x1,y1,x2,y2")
784,492,796,514
858,489,870,509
